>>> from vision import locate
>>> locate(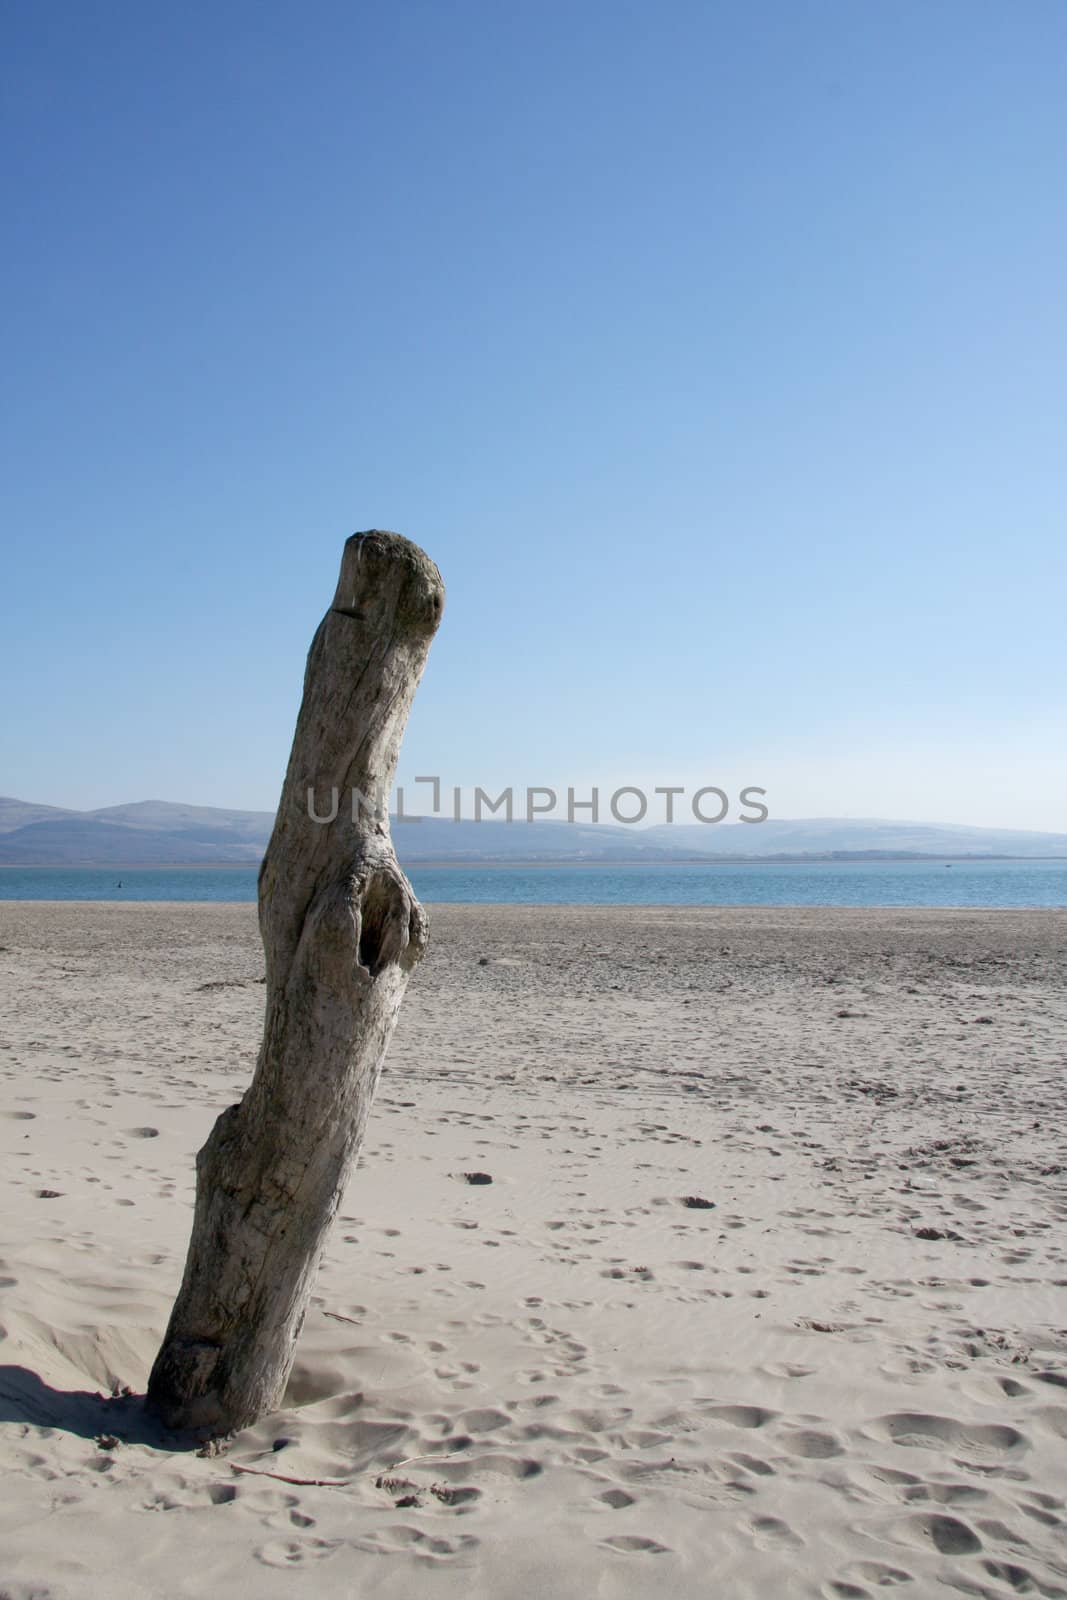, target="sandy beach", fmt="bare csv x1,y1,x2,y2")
1,901,1066,1599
